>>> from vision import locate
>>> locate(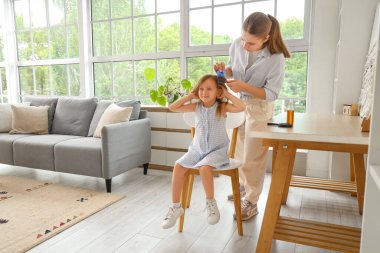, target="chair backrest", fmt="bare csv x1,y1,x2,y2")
182,111,245,158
